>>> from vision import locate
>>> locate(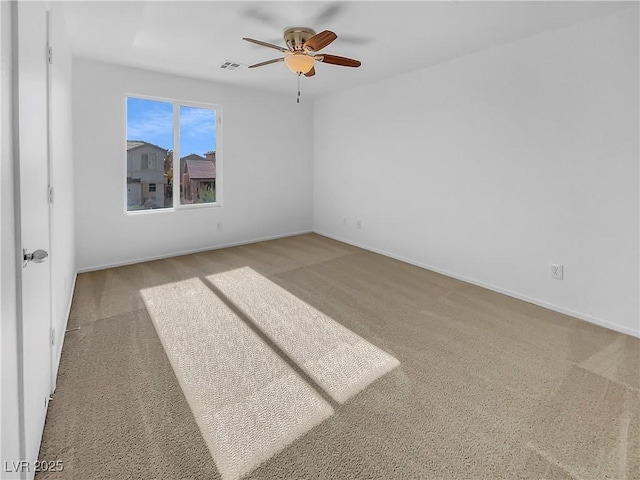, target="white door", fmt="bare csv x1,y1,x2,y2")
16,0,53,472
